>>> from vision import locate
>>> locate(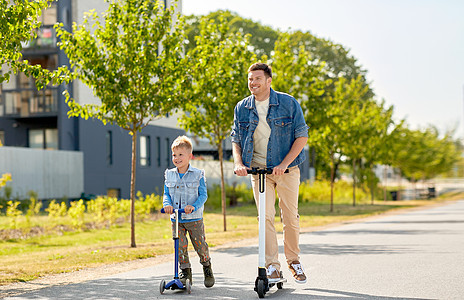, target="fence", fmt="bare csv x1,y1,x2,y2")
0,146,83,200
